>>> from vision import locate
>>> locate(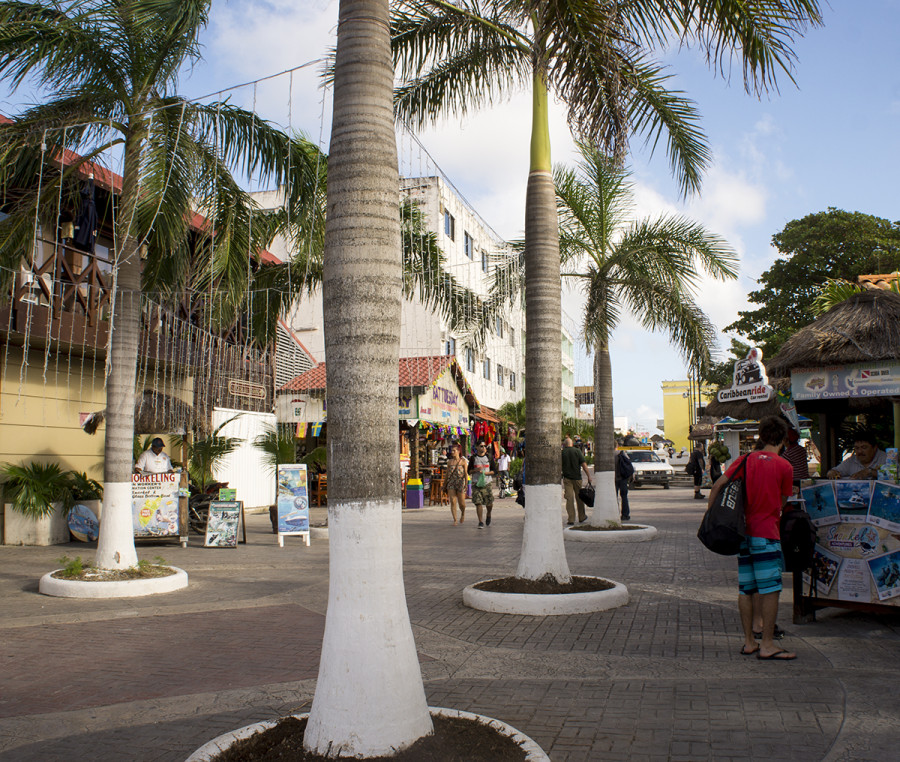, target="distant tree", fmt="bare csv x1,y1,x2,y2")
726,208,900,355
